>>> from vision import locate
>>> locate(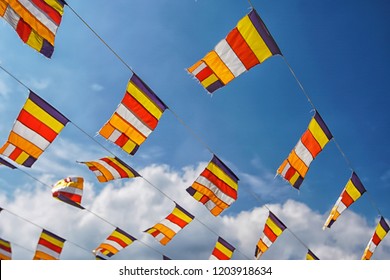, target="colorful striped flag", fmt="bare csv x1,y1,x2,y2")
277,111,332,189
362,217,389,260
99,74,167,155
0,238,12,260
52,177,84,209
209,236,235,260
0,0,66,58
0,91,69,167
255,211,287,259
187,155,239,216
306,250,319,260
187,8,281,94
323,172,366,229
33,229,65,260
94,227,136,260
144,203,194,246
79,156,140,183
